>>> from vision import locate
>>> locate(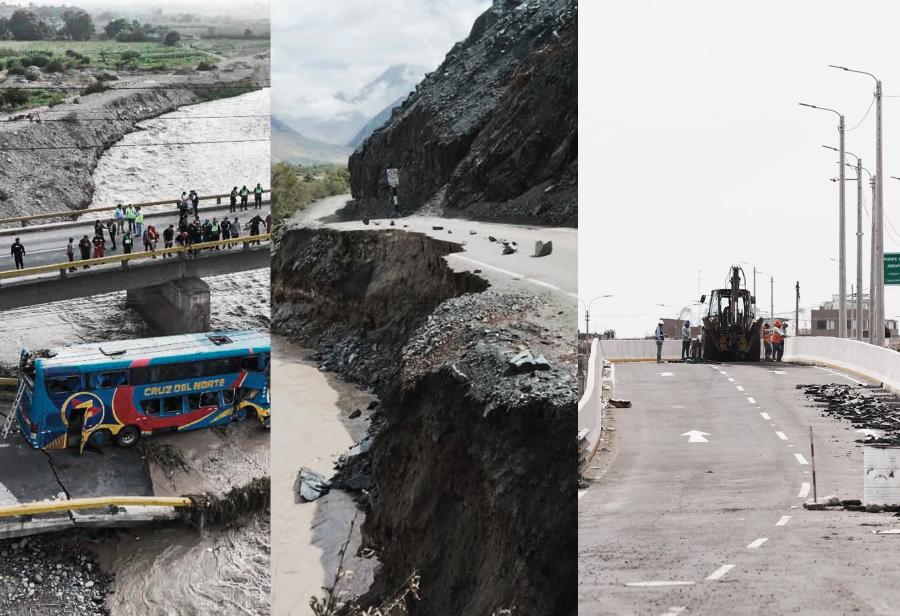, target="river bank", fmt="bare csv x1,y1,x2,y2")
0,51,269,220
